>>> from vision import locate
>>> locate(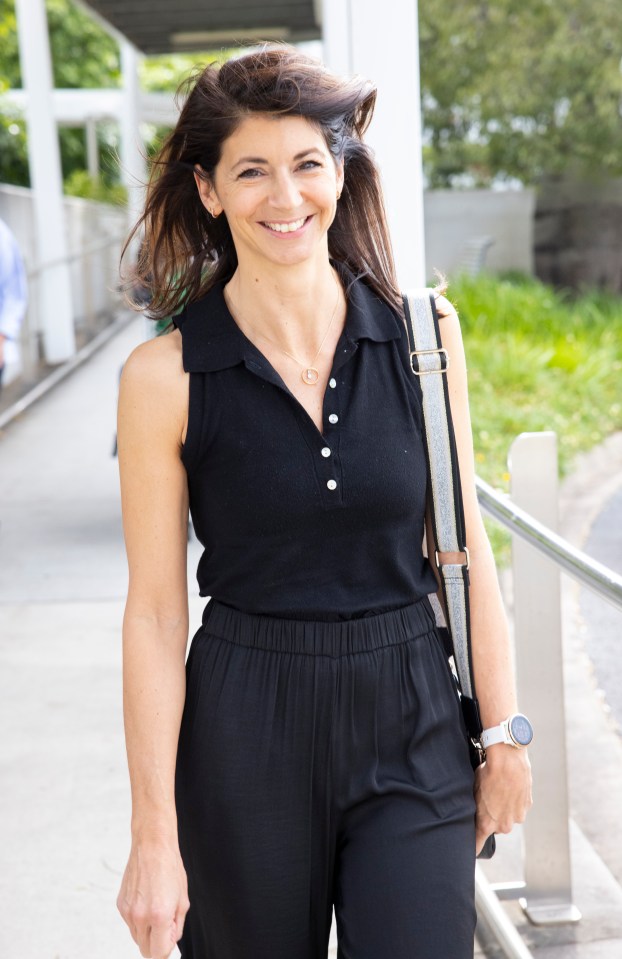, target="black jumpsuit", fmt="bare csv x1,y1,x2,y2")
173,265,477,959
